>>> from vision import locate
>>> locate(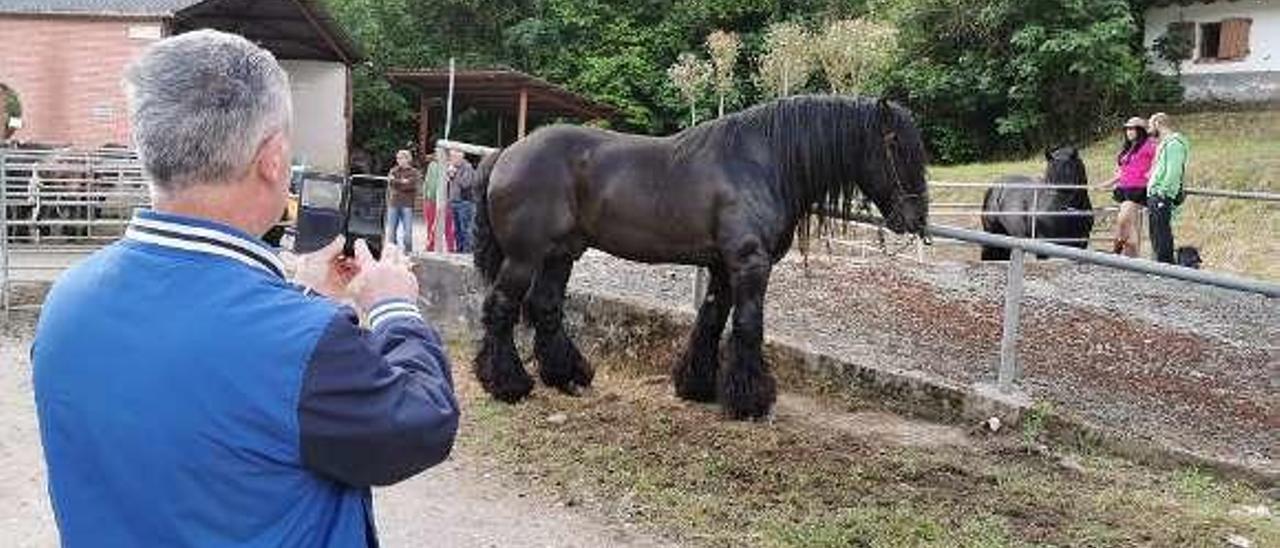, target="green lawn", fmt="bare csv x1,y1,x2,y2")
928,109,1280,280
